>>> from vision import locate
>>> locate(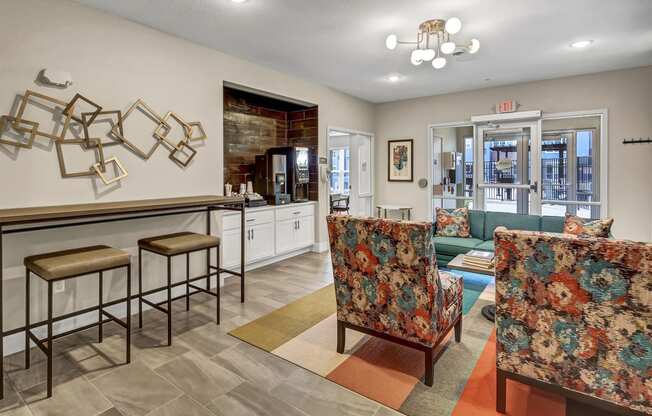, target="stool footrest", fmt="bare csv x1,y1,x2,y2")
101,310,128,329
141,297,169,314
28,332,49,355
188,283,218,298
139,271,218,298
